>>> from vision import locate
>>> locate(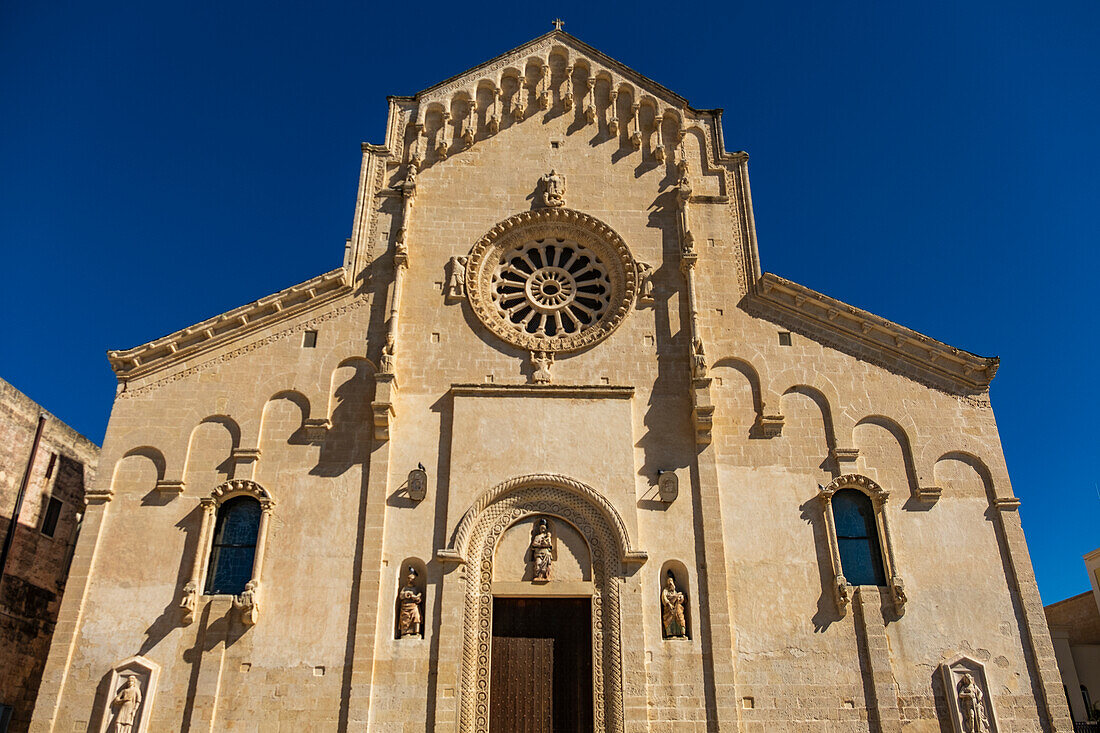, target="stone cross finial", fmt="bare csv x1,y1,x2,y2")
552,18,564,31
